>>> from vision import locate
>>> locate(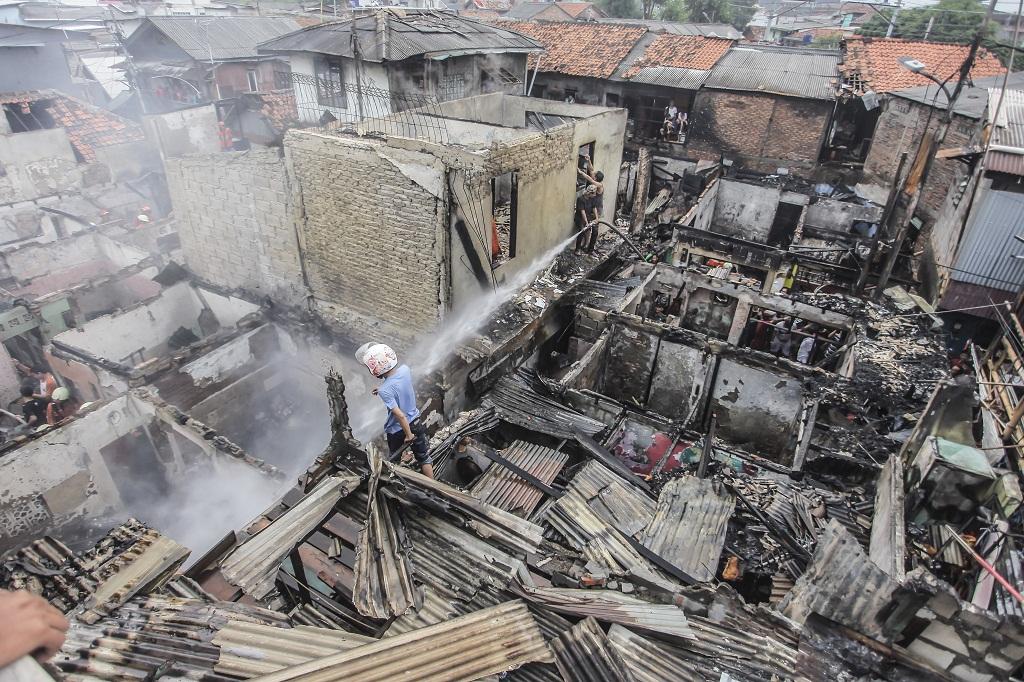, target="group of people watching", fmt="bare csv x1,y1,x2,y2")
13,363,78,428
660,101,689,142
740,311,841,368
575,153,604,254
